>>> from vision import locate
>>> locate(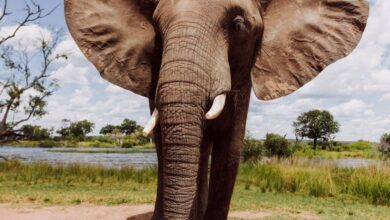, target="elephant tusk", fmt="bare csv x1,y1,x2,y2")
206,94,226,120
143,109,159,137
